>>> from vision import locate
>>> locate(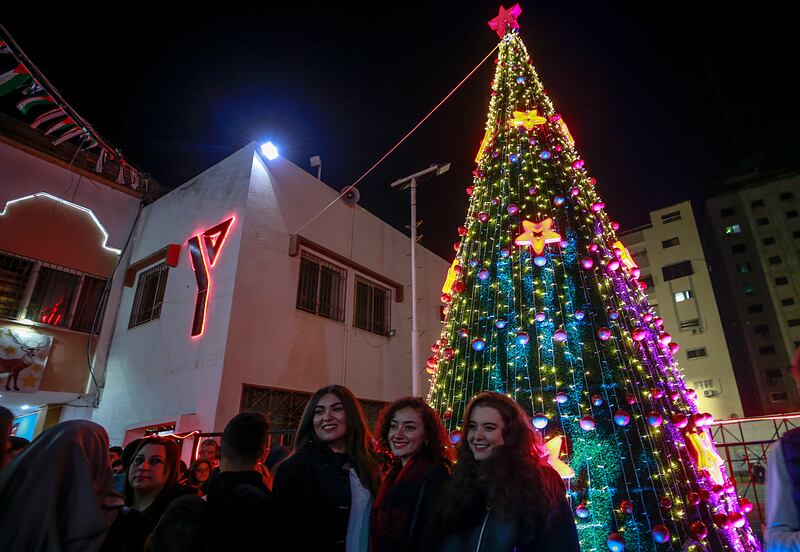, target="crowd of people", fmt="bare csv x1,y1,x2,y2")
0,387,580,552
